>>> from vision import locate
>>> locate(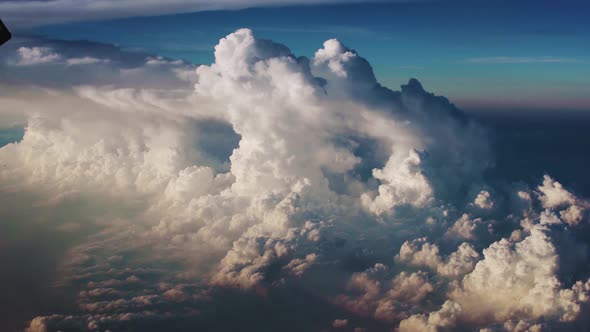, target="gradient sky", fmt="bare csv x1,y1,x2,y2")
14,0,589,112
